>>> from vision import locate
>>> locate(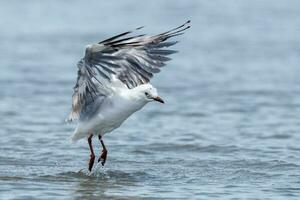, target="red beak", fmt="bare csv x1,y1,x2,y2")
153,96,164,104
